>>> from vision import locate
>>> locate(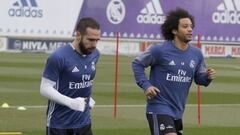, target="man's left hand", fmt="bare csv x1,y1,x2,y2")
207,67,216,80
